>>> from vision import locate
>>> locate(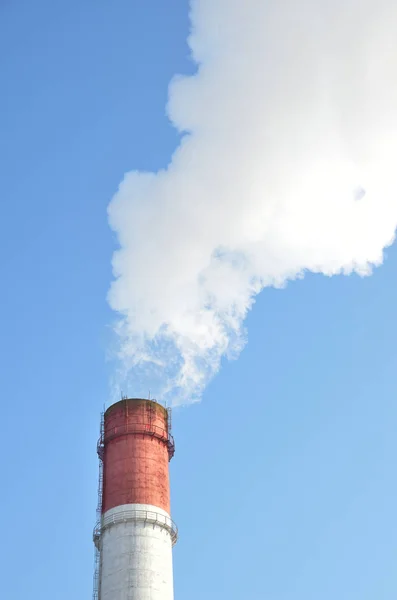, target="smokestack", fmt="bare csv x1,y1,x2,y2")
93,398,177,600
